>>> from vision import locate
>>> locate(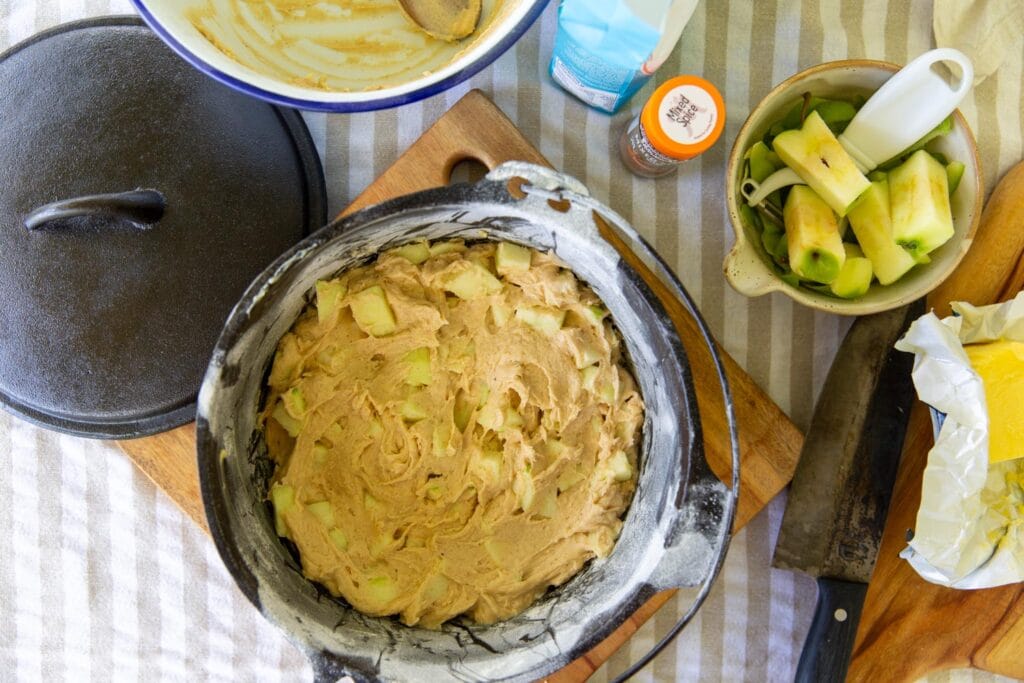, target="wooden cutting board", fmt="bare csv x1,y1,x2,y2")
117,91,1024,680
117,90,803,677
848,162,1024,682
